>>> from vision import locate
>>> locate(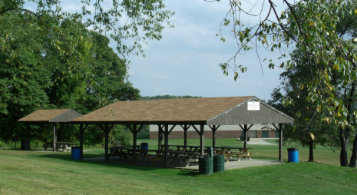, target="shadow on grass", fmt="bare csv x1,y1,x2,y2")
33,152,199,177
